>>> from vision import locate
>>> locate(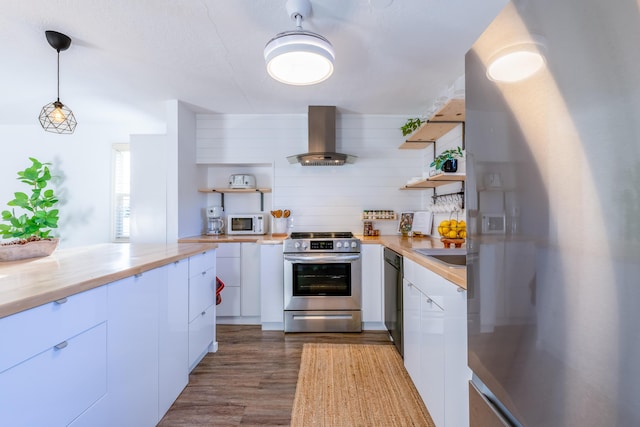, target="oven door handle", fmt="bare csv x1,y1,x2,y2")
284,254,361,263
